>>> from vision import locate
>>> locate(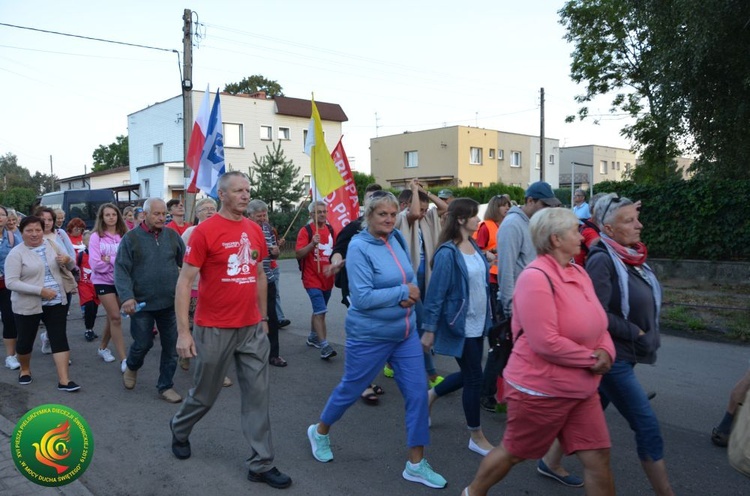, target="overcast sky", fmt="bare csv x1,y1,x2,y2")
0,0,632,180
